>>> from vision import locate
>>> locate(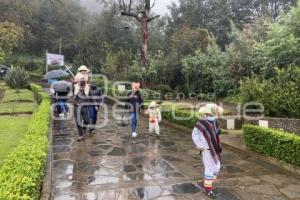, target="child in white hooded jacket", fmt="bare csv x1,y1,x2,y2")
145,101,162,138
